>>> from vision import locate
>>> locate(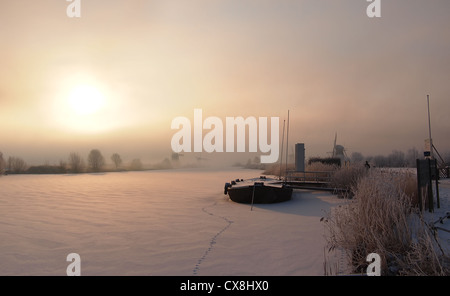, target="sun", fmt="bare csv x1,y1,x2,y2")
67,84,106,115
49,73,132,133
